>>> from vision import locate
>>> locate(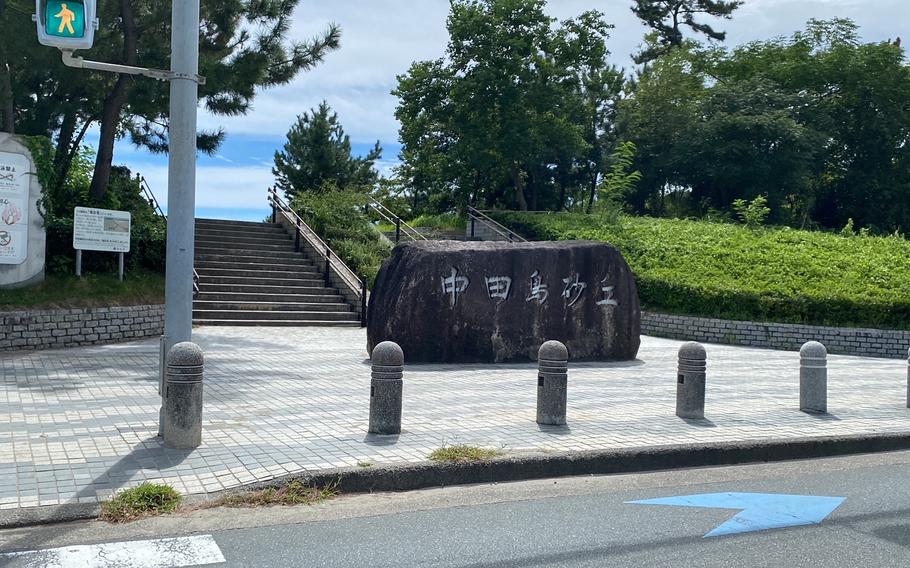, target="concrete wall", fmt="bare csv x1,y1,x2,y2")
0,305,164,352
642,311,910,360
